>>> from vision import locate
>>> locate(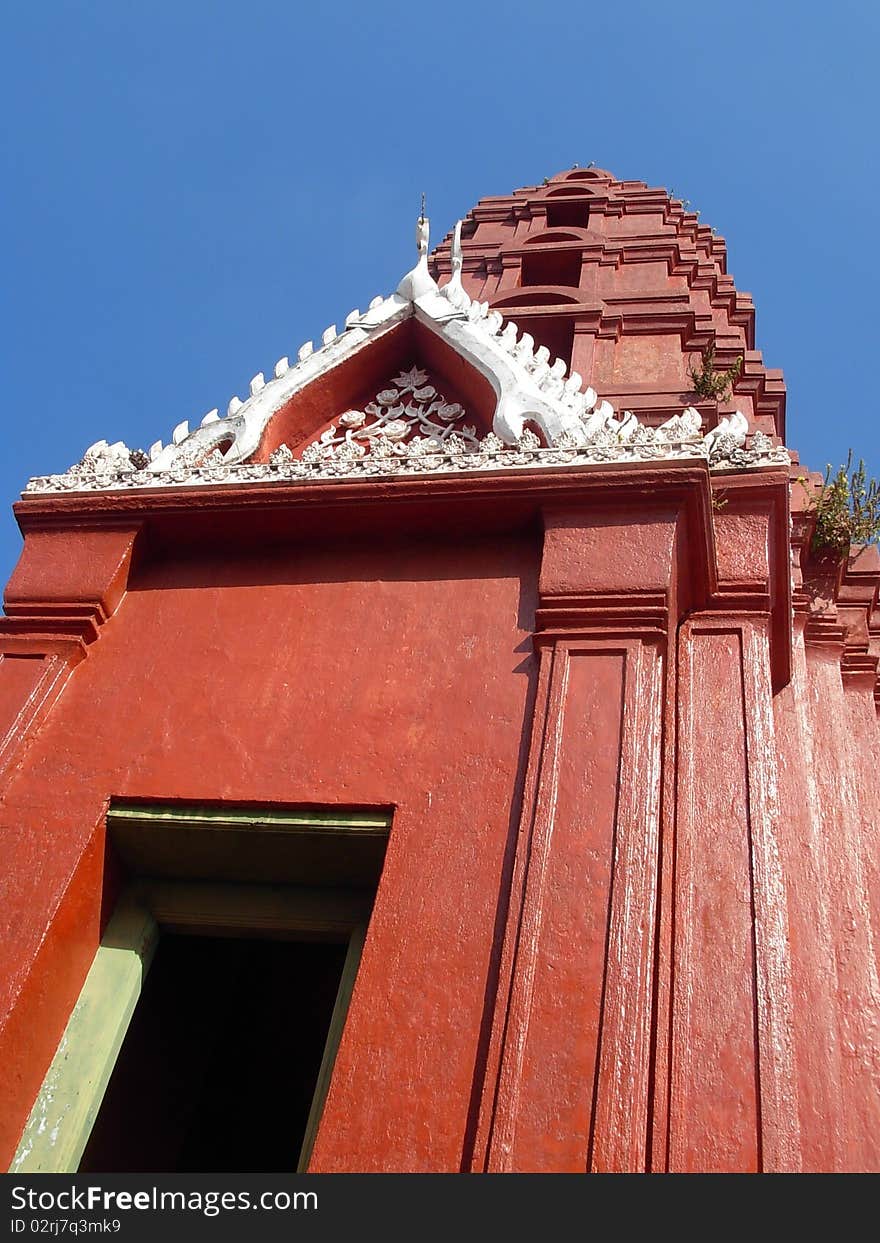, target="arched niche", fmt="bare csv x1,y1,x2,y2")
542,186,591,230
524,229,588,245
492,288,581,308
519,247,583,289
